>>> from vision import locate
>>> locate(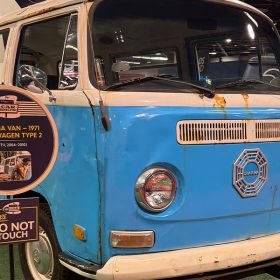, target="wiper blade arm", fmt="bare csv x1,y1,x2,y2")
103,75,215,98
216,79,280,90
152,76,215,98
103,76,153,90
